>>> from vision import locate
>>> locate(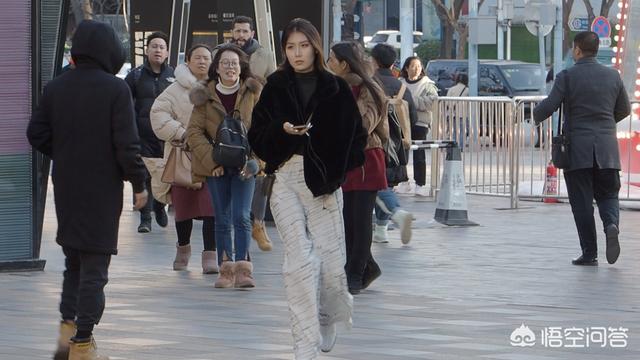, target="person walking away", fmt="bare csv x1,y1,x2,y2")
27,20,148,360
248,18,366,359
125,31,174,233
400,56,439,197
327,41,388,294
150,44,217,273
187,44,263,288
230,15,277,251
369,43,415,245
533,31,630,266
